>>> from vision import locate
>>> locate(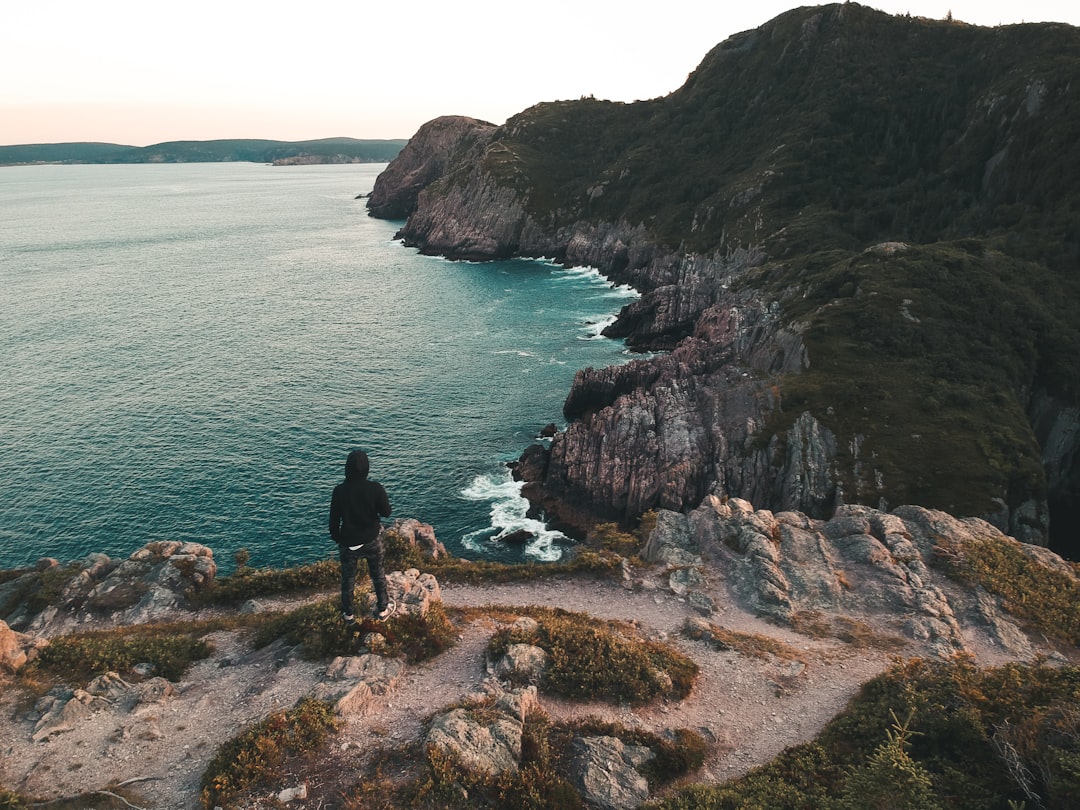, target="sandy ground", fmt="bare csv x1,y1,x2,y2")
0,573,1012,808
